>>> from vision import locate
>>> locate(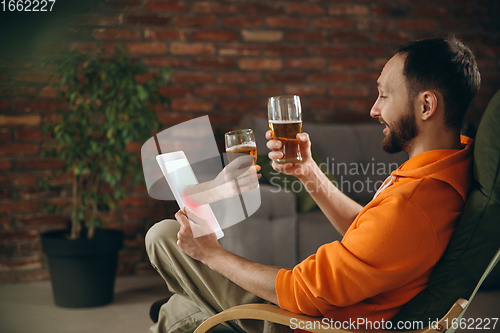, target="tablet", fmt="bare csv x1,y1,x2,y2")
156,151,224,239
